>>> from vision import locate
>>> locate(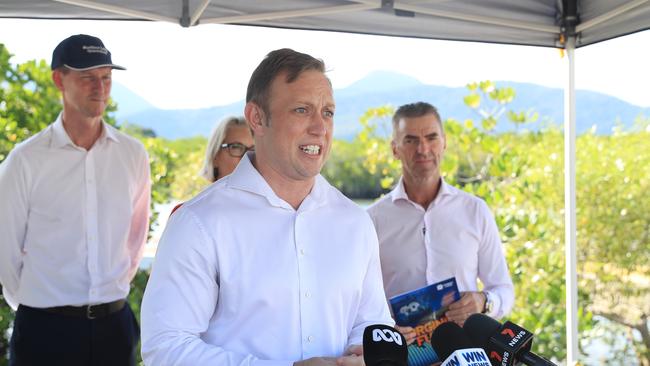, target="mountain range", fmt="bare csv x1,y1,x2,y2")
112,71,650,140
